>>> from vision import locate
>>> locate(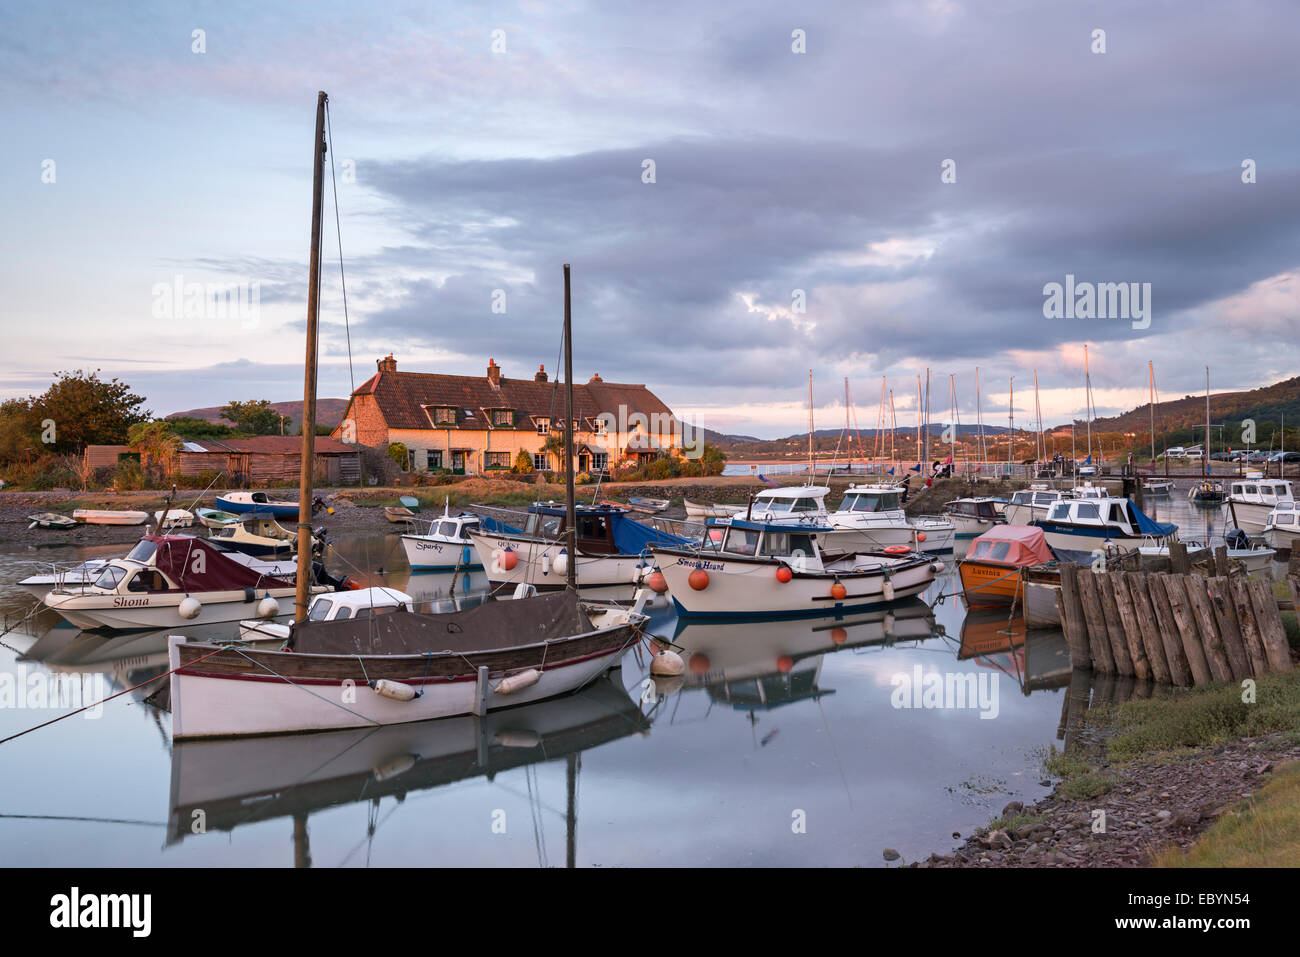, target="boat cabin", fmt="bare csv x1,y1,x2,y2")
705,519,825,566
945,499,1002,521
1266,503,1300,529
835,486,903,514
1229,479,1294,505
743,486,831,520
963,525,1054,568
519,502,691,556
1043,498,1144,536
77,536,295,595
422,513,481,543
305,587,413,622
1008,488,1068,508
1071,483,1106,500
